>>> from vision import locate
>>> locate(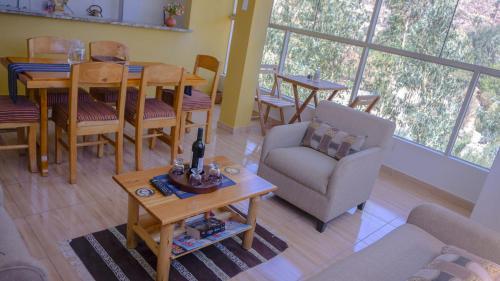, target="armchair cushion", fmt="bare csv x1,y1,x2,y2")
302,119,366,160
265,146,337,194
